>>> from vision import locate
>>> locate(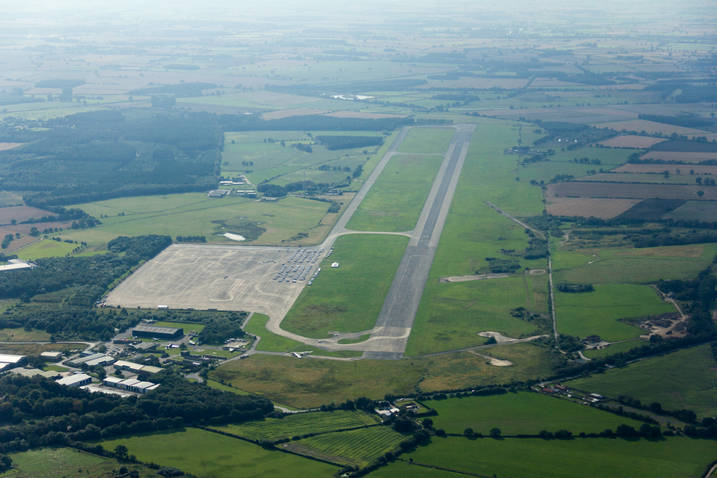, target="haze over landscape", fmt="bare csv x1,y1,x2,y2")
0,1,715,477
